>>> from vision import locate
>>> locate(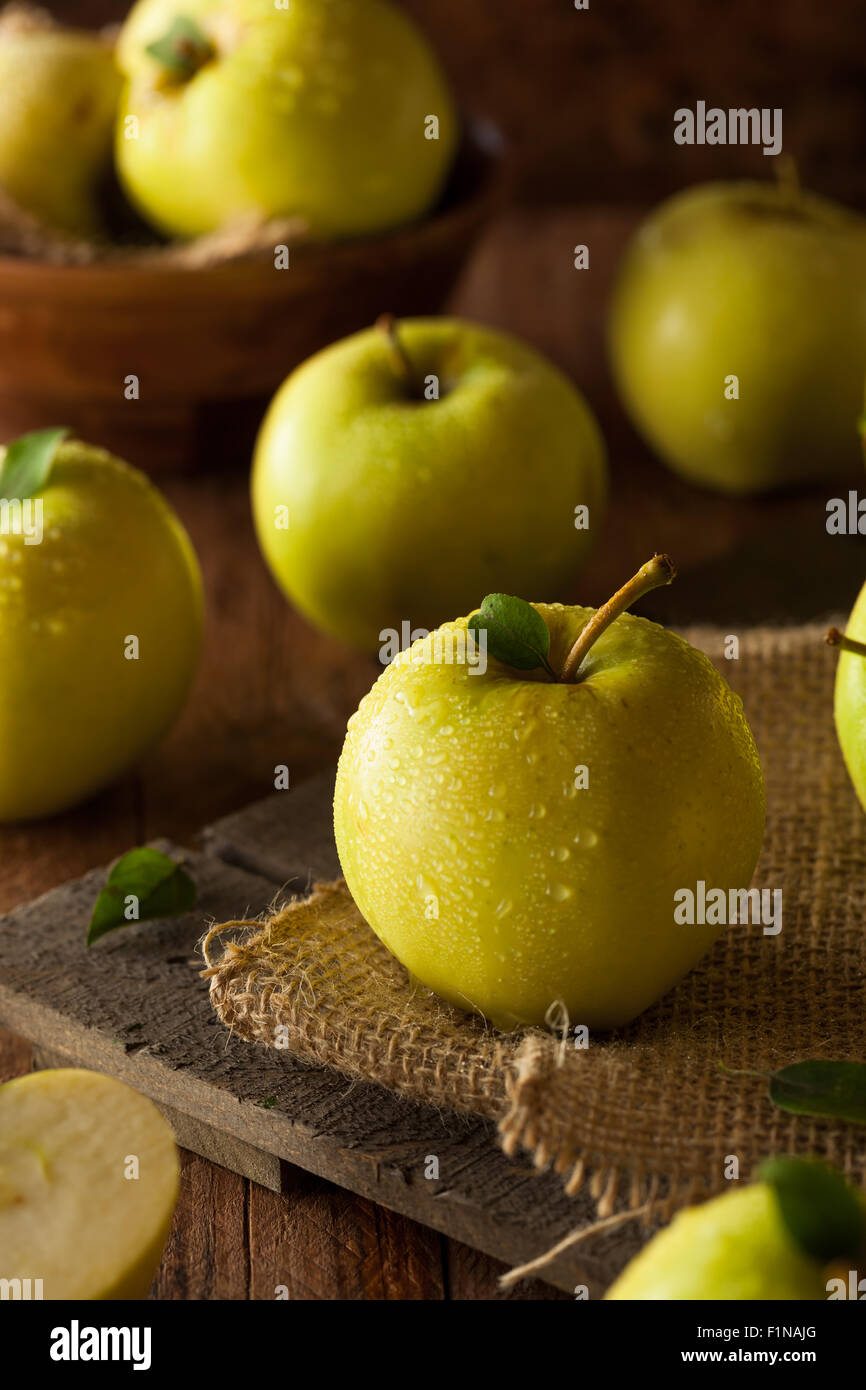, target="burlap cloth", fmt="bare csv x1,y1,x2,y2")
203,623,866,1222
